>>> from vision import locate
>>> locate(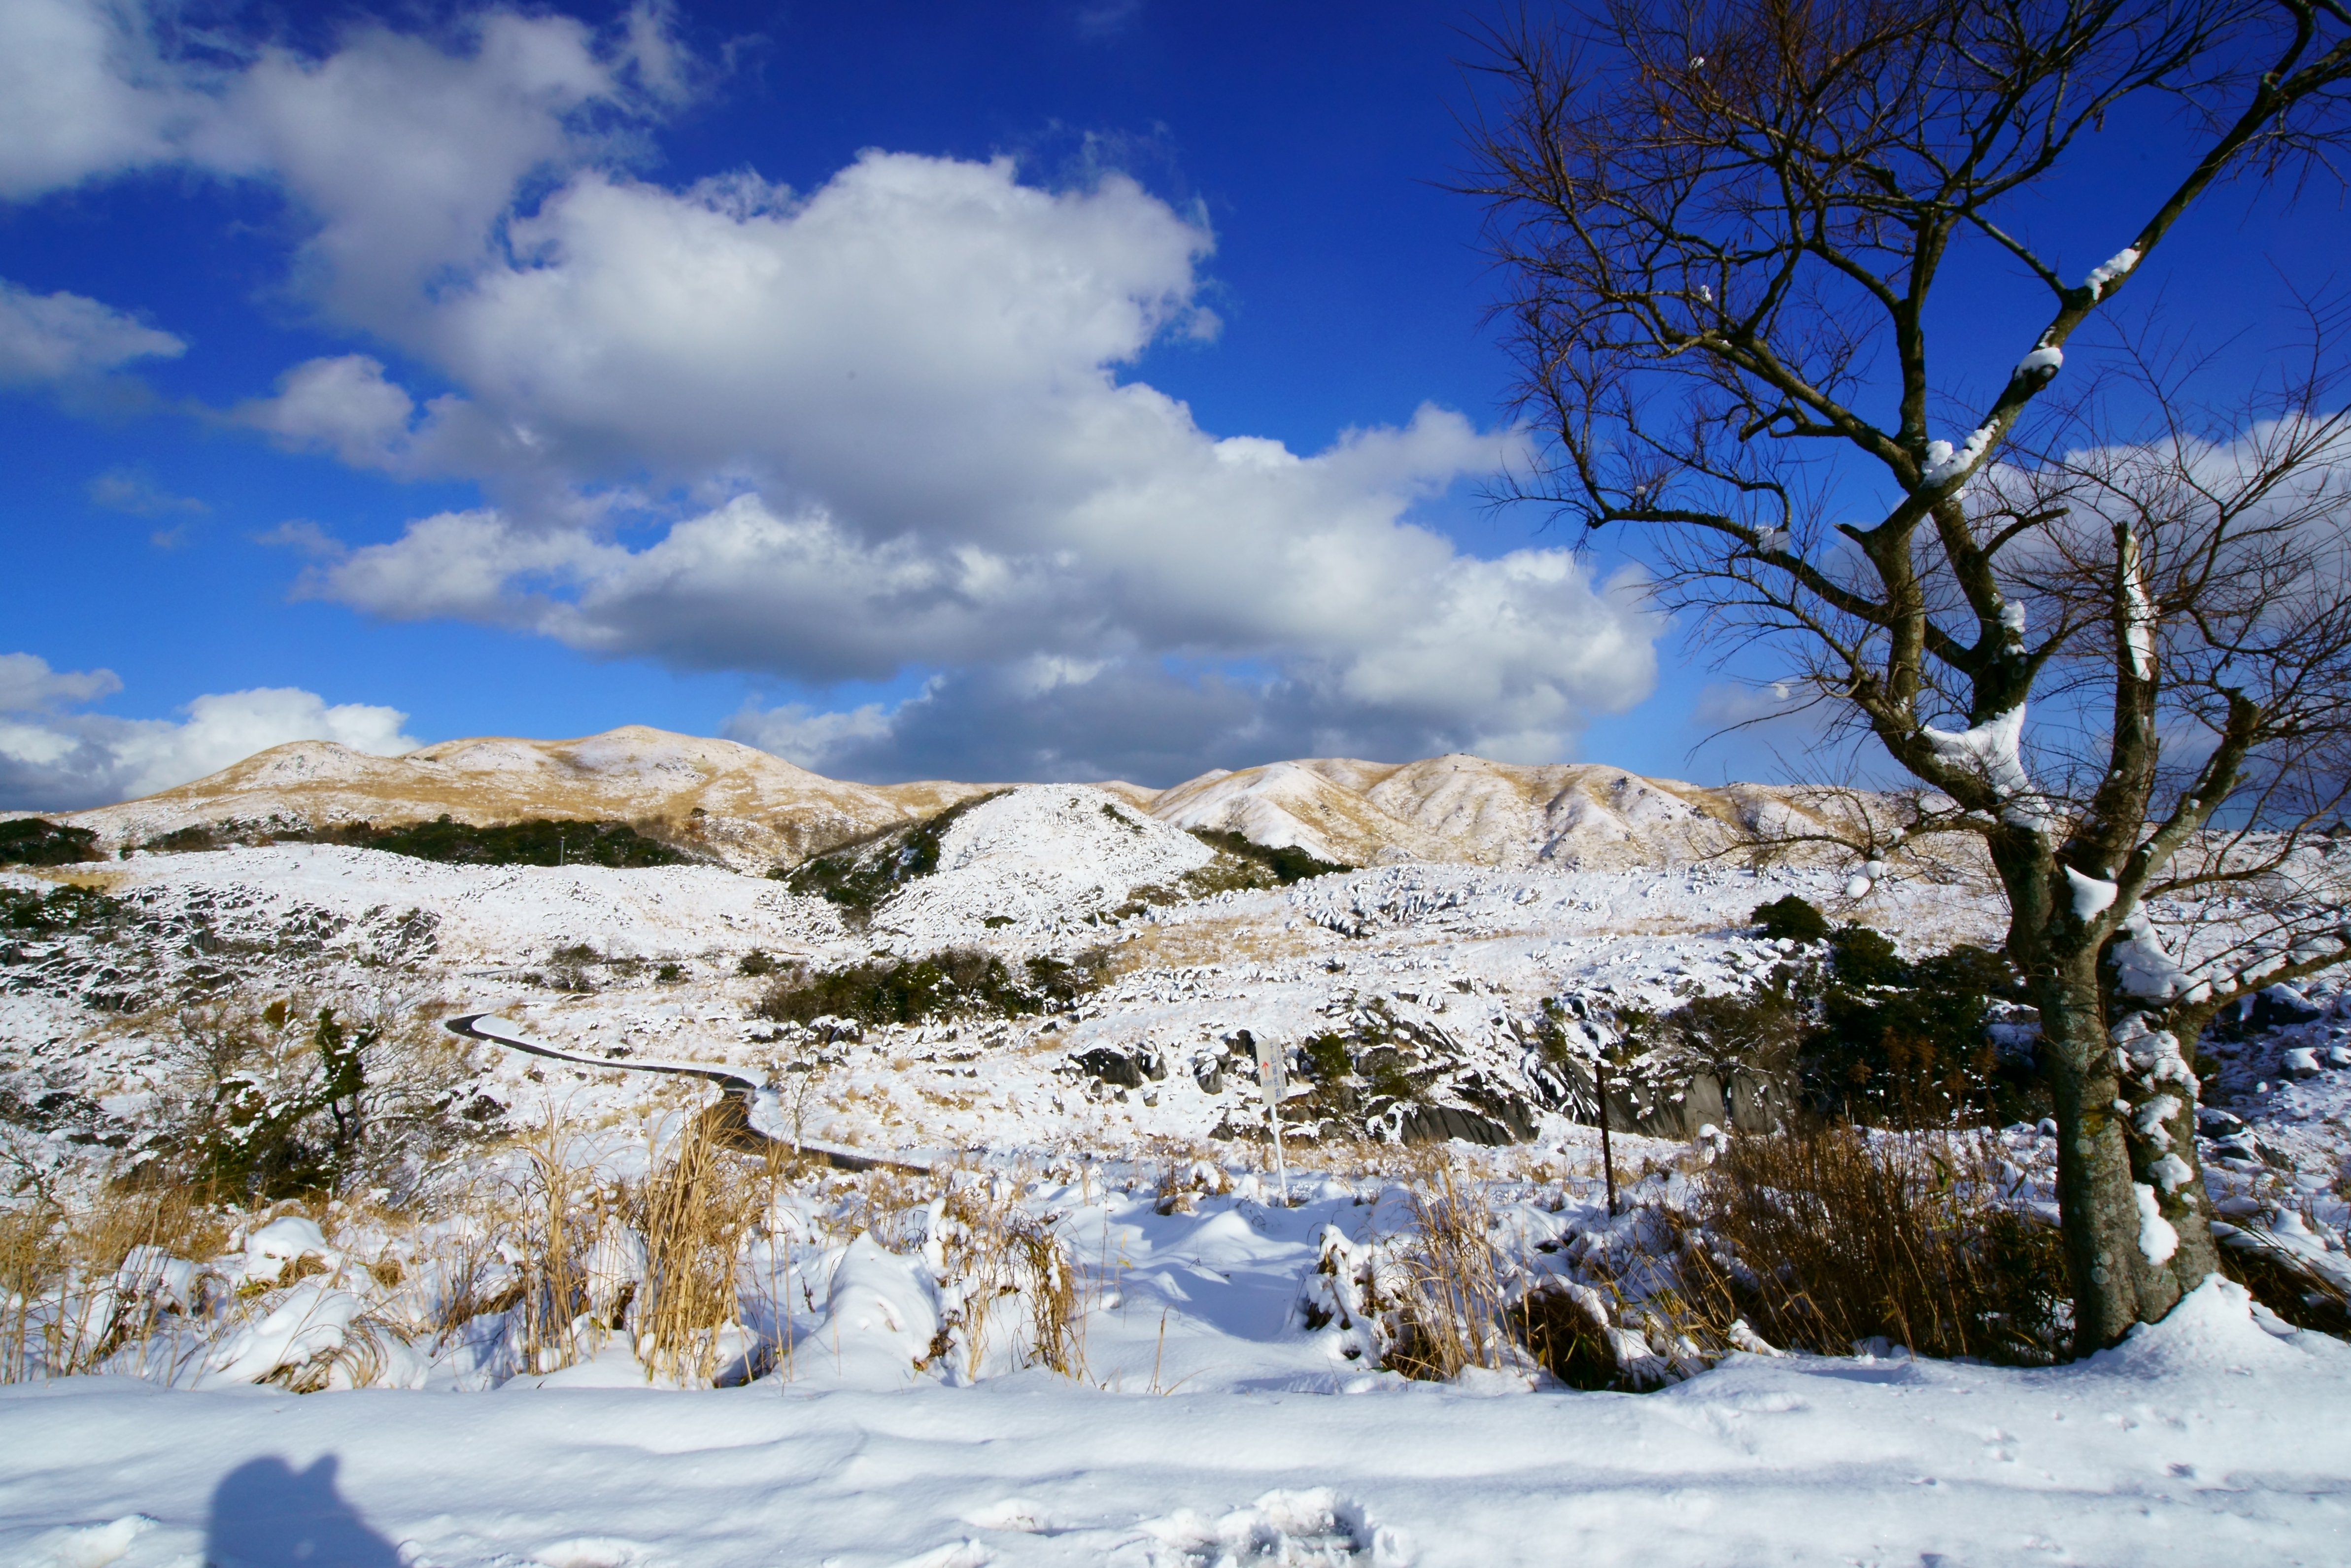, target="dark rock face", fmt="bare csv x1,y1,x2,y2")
1072,1047,1165,1087
2252,985,2326,1028
1394,1103,1522,1148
